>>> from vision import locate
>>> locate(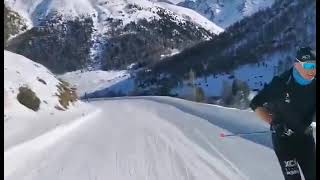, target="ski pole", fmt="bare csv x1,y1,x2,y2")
220,130,273,138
